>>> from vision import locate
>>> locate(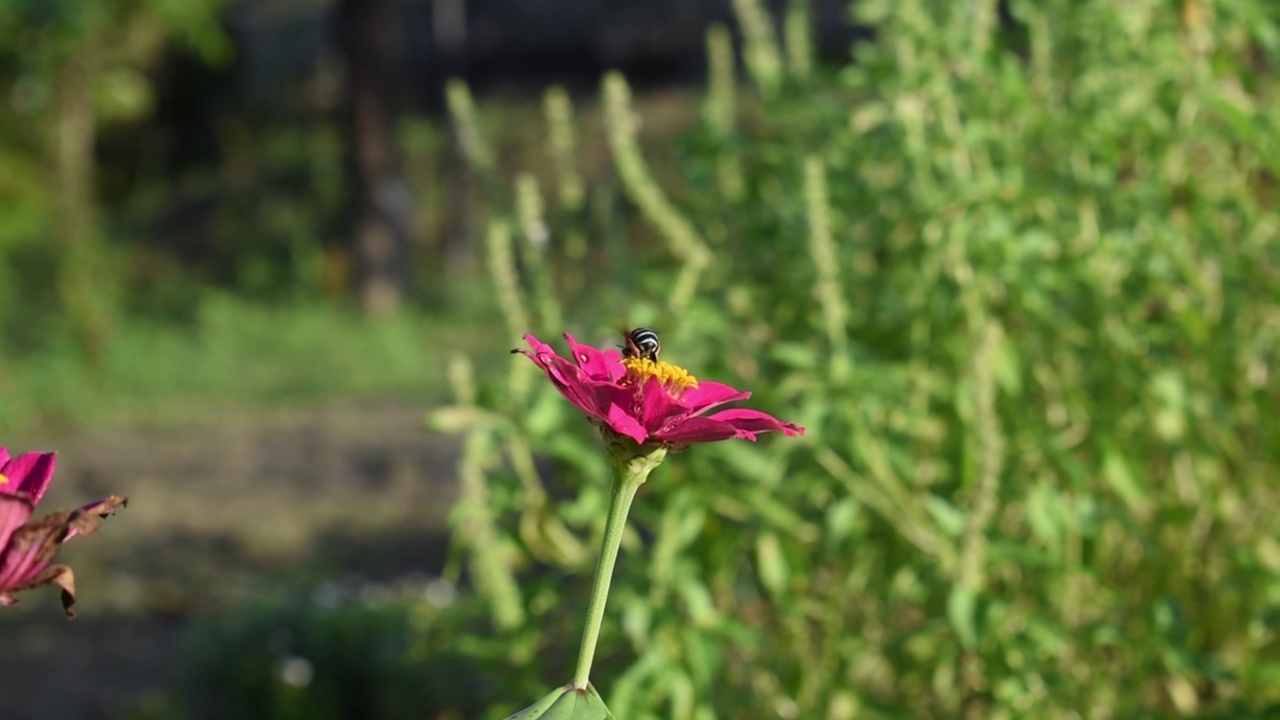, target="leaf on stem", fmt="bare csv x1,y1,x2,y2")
503,684,616,720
